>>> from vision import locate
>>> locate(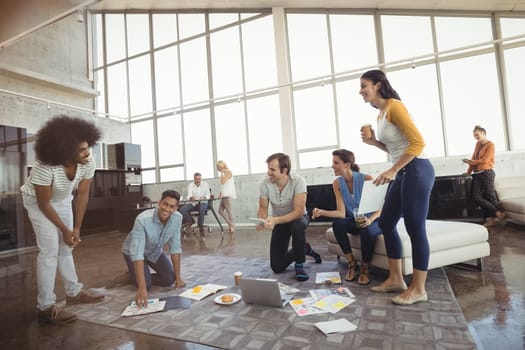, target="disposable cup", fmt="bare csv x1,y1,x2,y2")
361,124,372,139
234,271,243,286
